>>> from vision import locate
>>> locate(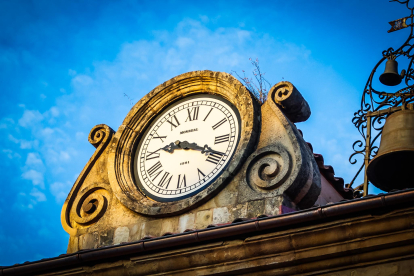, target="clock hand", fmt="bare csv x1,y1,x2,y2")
201,146,225,156
158,140,227,160
160,142,180,153
177,141,225,157
178,141,205,151
159,140,217,154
